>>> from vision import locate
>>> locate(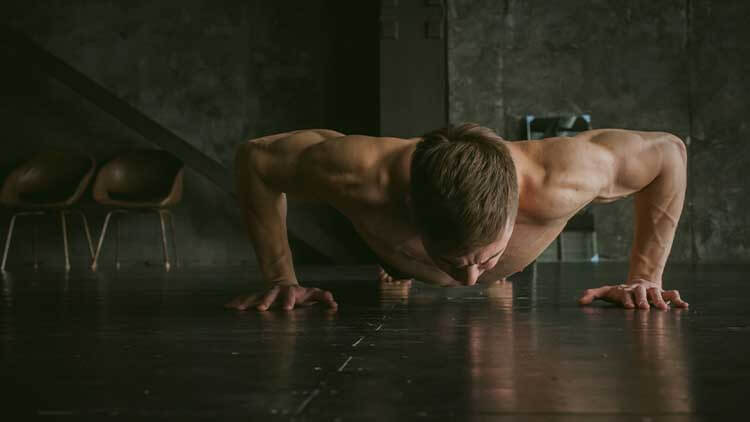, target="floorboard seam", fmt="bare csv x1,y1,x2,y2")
293,388,320,416
290,303,400,416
